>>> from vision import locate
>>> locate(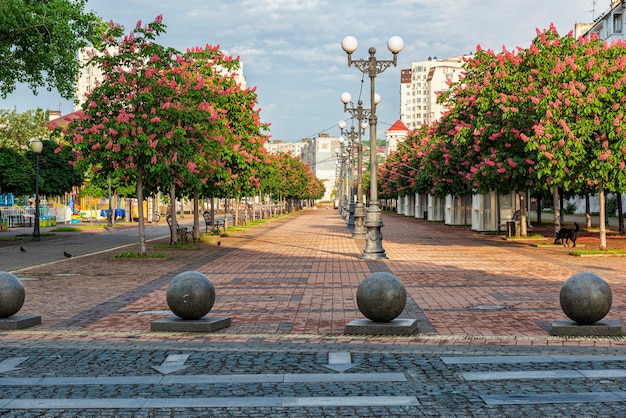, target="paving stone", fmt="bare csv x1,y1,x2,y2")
2,209,626,415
